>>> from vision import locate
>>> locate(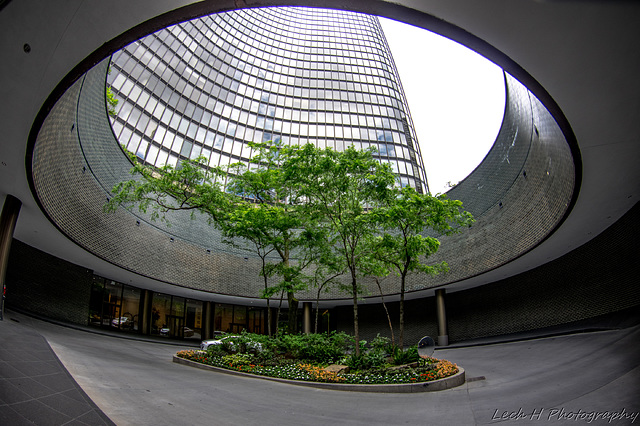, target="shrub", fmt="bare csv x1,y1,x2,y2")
297,331,351,364
222,353,254,368
206,344,227,357
175,349,459,385
253,348,278,366
392,345,419,365
275,333,308,359
370,334,393,354
244,331,352,364
343,349,388,371
343,353,367,371
364,350,389,370
200,332,424,373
